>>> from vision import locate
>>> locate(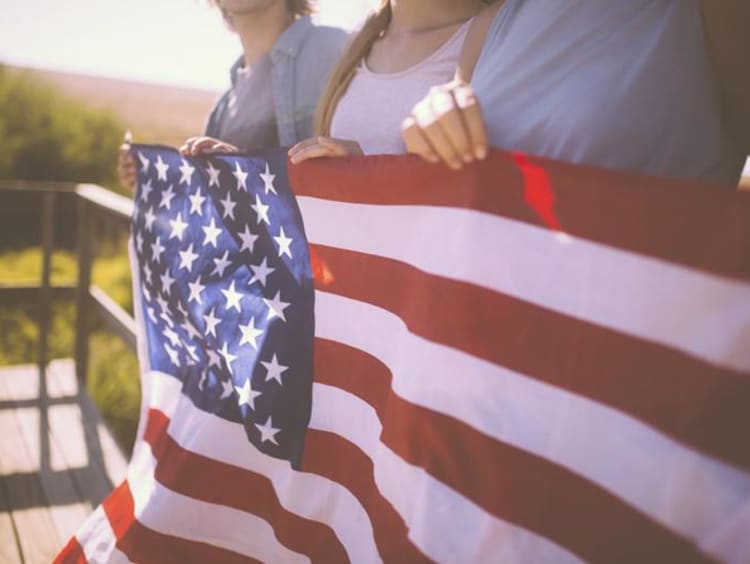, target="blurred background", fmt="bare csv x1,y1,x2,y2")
0,0,377,452
0,0,747,452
